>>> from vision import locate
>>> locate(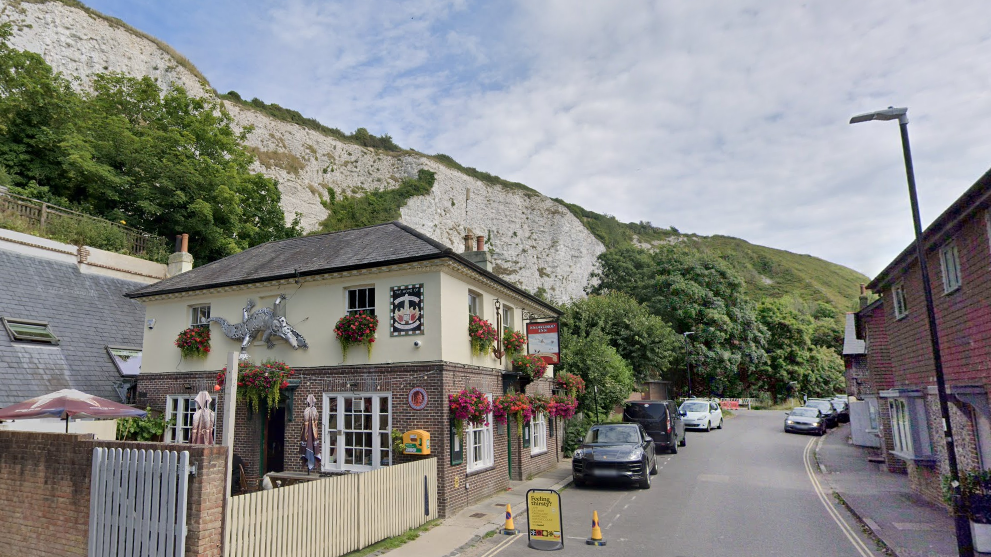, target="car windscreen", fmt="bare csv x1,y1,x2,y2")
681,402,709,413
585,426,641,444
807,400,833,412
791,408,818,417
624,403,667,421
